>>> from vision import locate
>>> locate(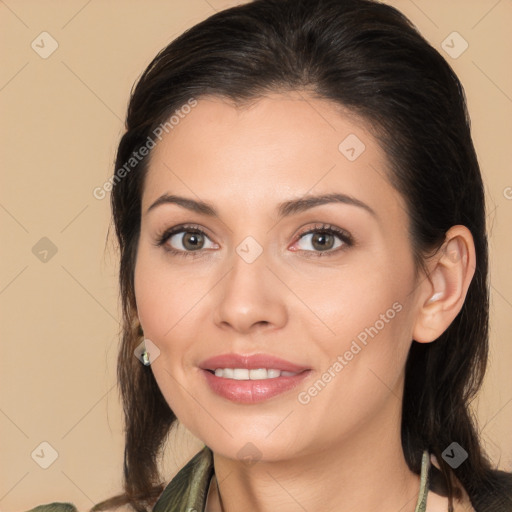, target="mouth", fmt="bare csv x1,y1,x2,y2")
199,353,312,404
205,368,300,380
